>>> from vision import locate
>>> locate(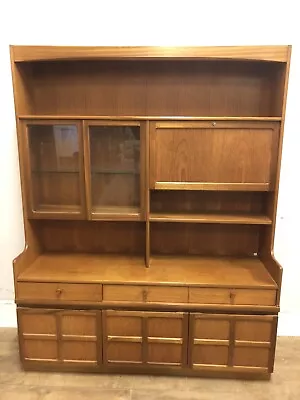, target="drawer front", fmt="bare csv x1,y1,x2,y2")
147,286,188,303
234,289,276,306
189,287,276,306
103,285,188,303
17,282,102,303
